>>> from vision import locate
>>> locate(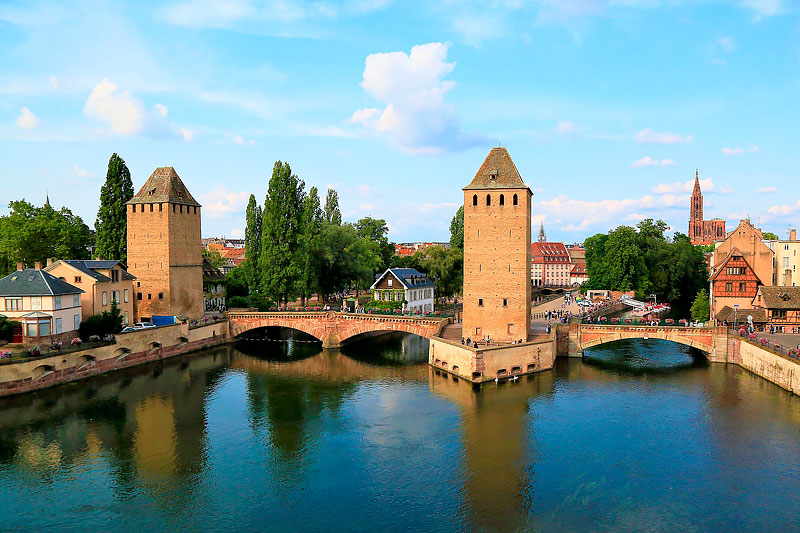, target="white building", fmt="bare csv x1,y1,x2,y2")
370,268,436,313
